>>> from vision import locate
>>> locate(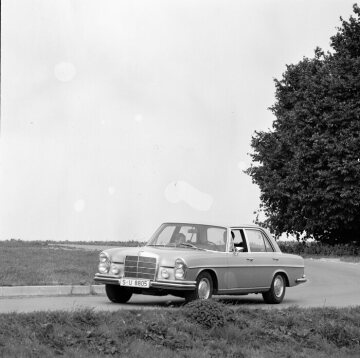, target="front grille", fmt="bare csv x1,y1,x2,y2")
124,256,156,280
